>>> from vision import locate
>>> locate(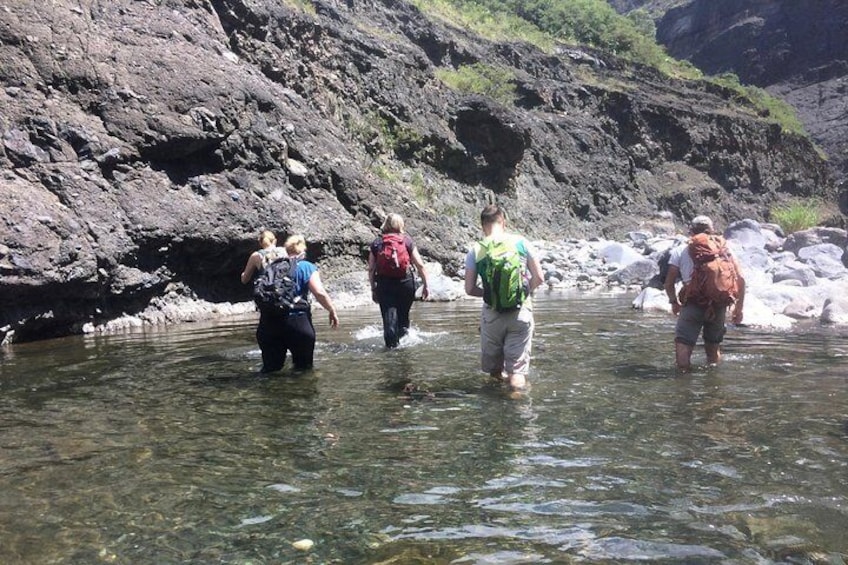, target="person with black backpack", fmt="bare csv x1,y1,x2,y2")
241,232,339,373
664,216,746,371
367,213,429,348
464,205,544,392
240,229,283,284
